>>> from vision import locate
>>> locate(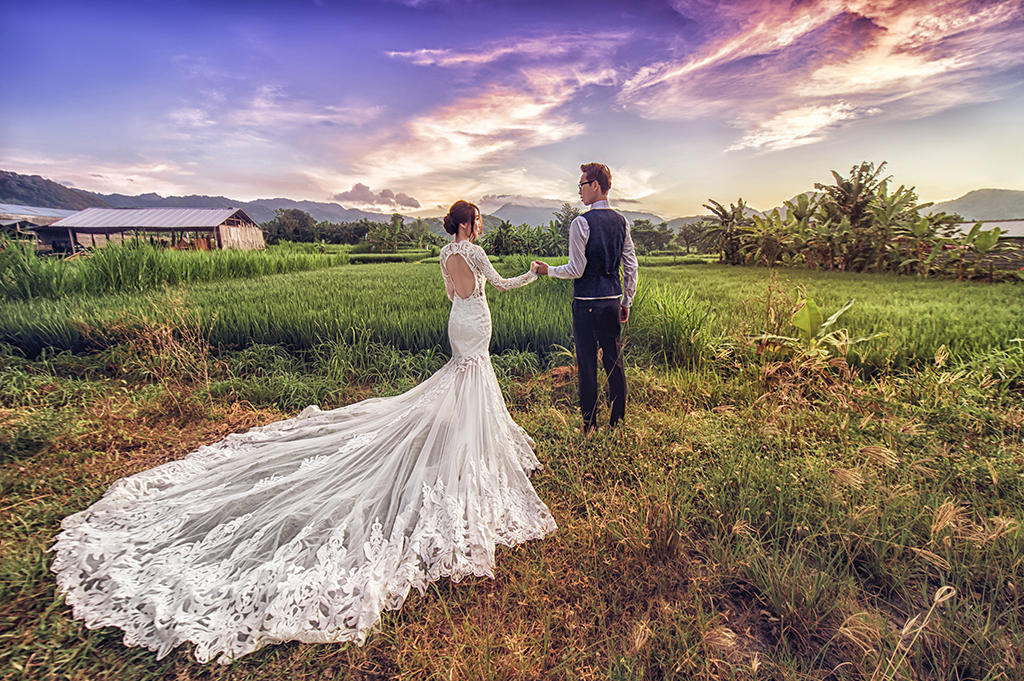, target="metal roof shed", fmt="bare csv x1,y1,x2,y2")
39,207,265,251
0,203,78,225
